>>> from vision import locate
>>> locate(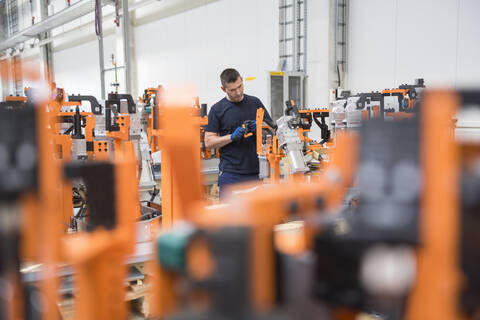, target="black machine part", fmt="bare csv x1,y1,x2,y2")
186,227,252,317
0,104,38,200
71,106,85,139
262,114,277,131
68,95,103,115
200,103,208,117
242,119,256,135
284,100,301,118
152,105,159,130
64,162,117,231
0,105,39,318
107,93,136,114
460,167,480,315
398,79,425,100
353,119,420,244
312,113,331,144
170,226,289,320
105,100,120,132
0,100,25,110
277,251,332,320
458,89,480,316
355,93,385,120
313,227,413,319
311,118,421,317
384,92,408,112
0,202,22,320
